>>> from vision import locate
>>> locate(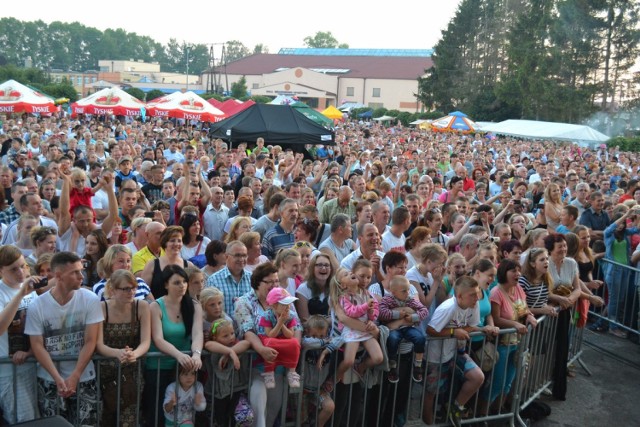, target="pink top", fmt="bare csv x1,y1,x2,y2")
490,284,529,321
